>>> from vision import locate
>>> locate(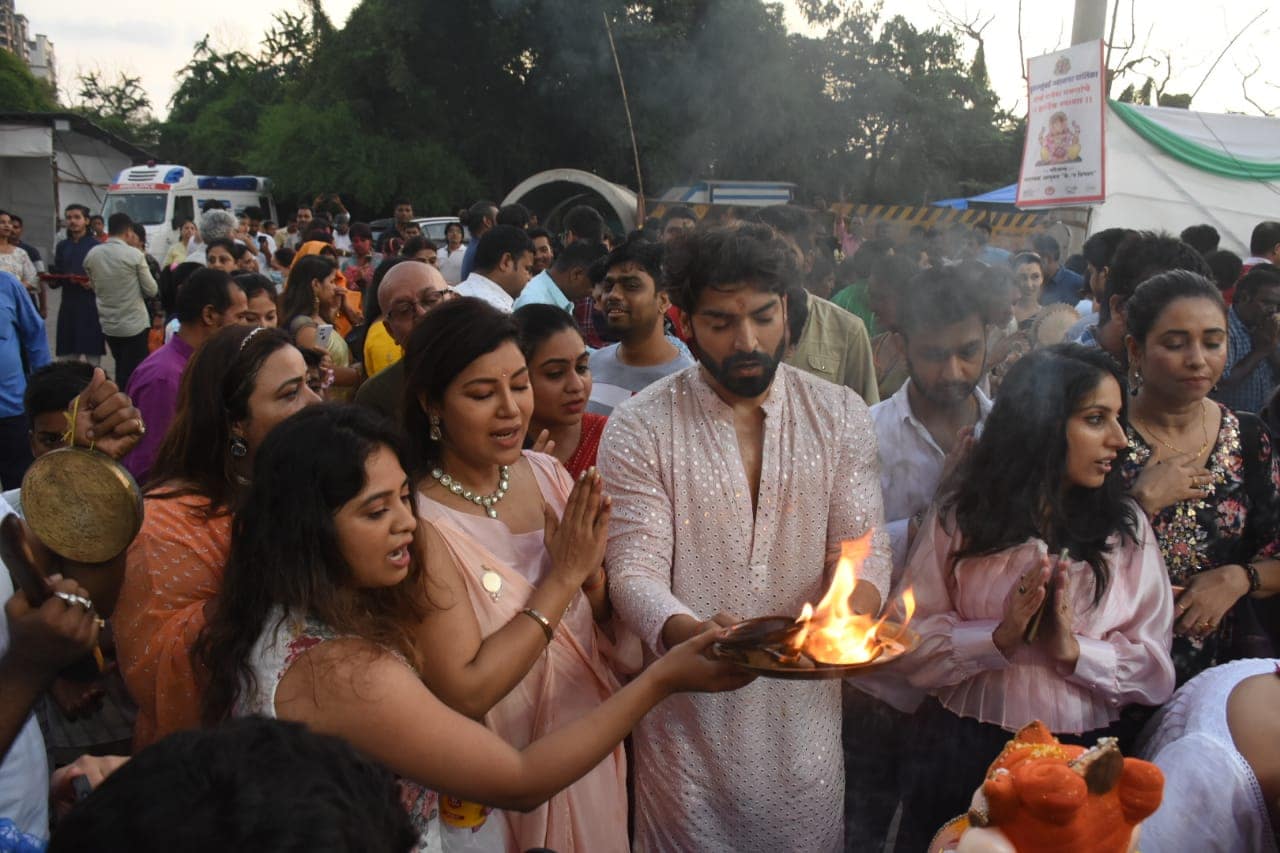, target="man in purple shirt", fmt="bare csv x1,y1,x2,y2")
122,269,248,483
